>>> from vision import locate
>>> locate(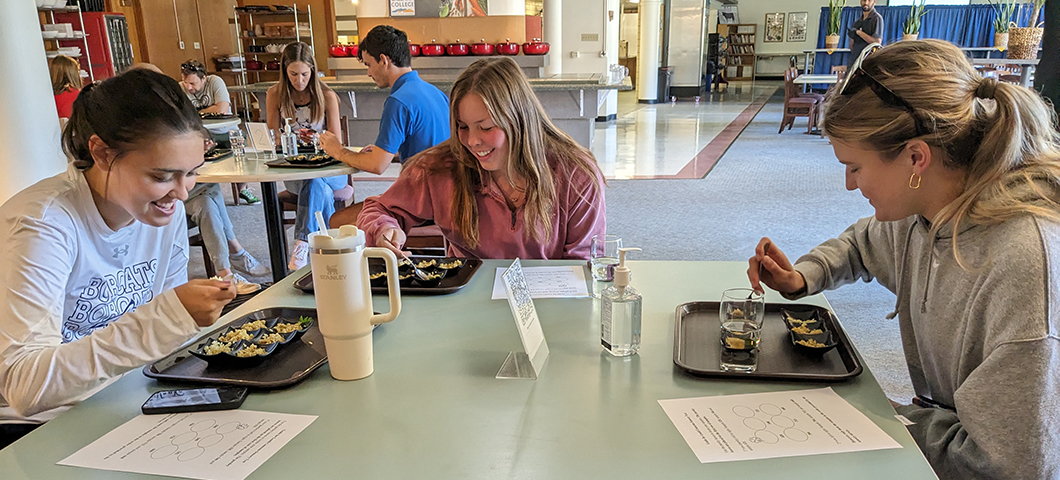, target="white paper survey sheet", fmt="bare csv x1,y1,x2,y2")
658,387,901,463
59,410,317,480
491,266,589,299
